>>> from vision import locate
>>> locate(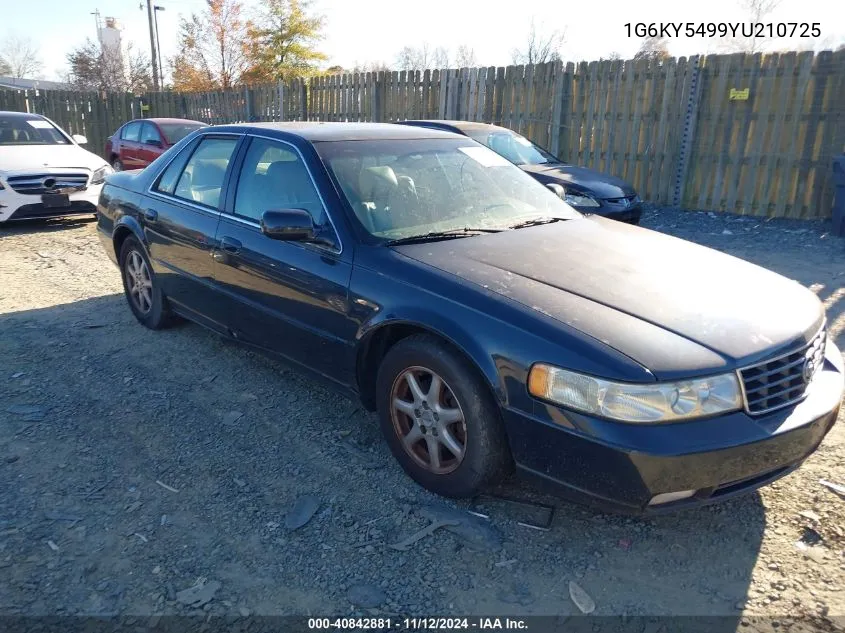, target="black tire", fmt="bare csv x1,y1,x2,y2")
119,236,173,330
112,157,123,171
376,334,512,498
